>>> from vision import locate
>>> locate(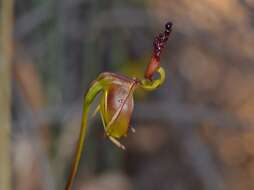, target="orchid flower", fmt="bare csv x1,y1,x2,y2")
65,22,173,190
